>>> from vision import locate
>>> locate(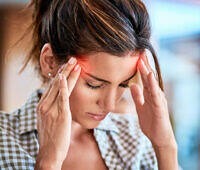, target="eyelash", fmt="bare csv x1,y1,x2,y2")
86,82,129,89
